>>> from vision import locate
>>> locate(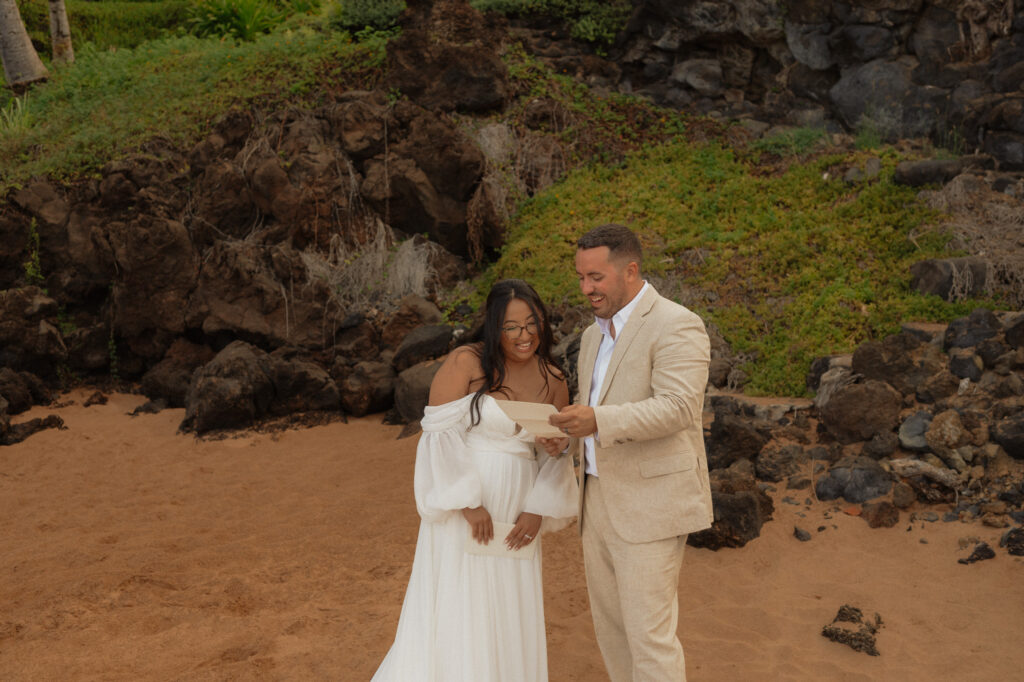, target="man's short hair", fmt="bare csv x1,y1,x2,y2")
577,223,643,268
